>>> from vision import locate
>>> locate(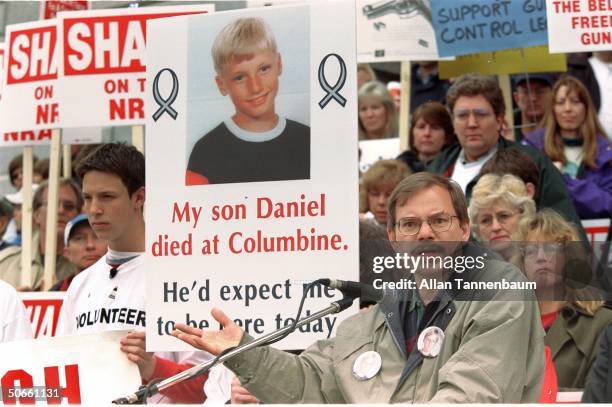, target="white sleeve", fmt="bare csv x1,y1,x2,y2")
0,283,34,342
203,365,235,405
55,285,75,336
